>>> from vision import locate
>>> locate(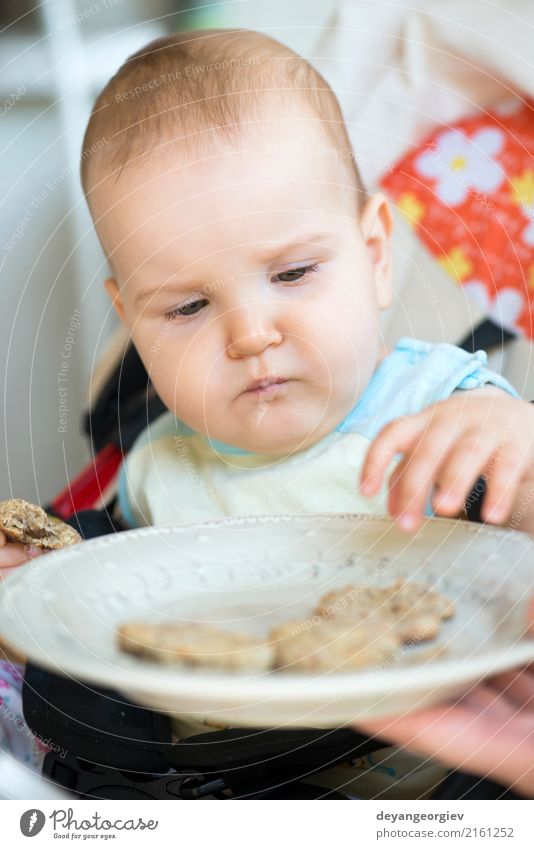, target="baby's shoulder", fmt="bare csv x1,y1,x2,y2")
337,336,518,440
